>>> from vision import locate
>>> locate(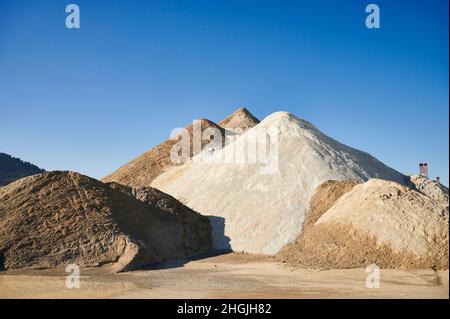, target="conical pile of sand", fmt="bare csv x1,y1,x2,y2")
219,107,260,133
103,108,260,187
278,178,449,269
152,111,407,254
0,171,212,272
102,119,226,187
